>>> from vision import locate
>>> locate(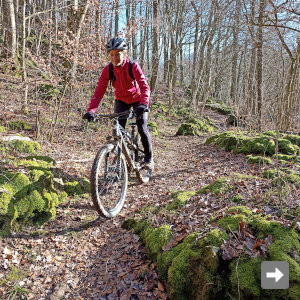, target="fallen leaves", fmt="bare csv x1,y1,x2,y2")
221,220,273,260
